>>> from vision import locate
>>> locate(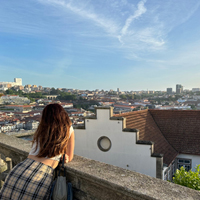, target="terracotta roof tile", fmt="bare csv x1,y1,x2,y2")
149,109,200,155
116,110,178,165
